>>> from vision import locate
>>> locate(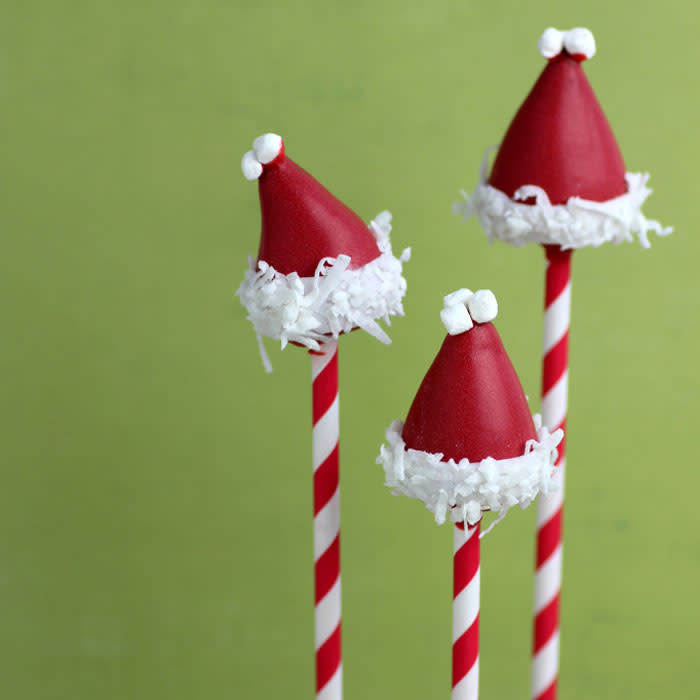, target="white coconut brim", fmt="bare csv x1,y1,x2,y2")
237,211,411,367
453,149,672,249
377,415,563,534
